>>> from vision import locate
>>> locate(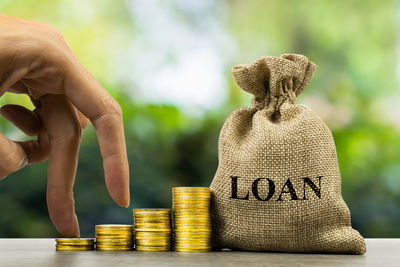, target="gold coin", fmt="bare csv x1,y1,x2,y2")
174,214,209,218
173,201,209,204
175,248,211,252
136,232,170,237
56,245,94,251
56,238,95,246
173,203,209,207
174,217,211,222
96,243,133,247
96,246,132,251
173,198,210,201
135,236,169,241
135,219,170,223
175,245,211,248
96,240,133,245
135,221,170,224
174,233,211,237
96,232,133,236
135,246,171,252
135,237,170,242
175,244,210,248
96,231,133,235
135,239,170,244
173,208,209,211
135,223,171,228
174,220,210,224
134,217,170,221
96,235,133,241
136,240,170,246
173,198,210,202
172,207,209,211
135,223,170,227
175,244,211,248
96,224,133,227
173,236,211,242
96,240,133,244
96,230,133,234
174,224,211,228
174,231,211,236
173,187,210,191
174,225,211,229
96,233,133,236
135,218,171,222
173,200,210,204
136,238,170,243
134,208,170,212
173,197,210,200
173,207,209,211
96,224,133,230
174,219,210,222
96,235,133,238
175,241,211,245
134,210,170,217
135,228,172,235
96,234,133,239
